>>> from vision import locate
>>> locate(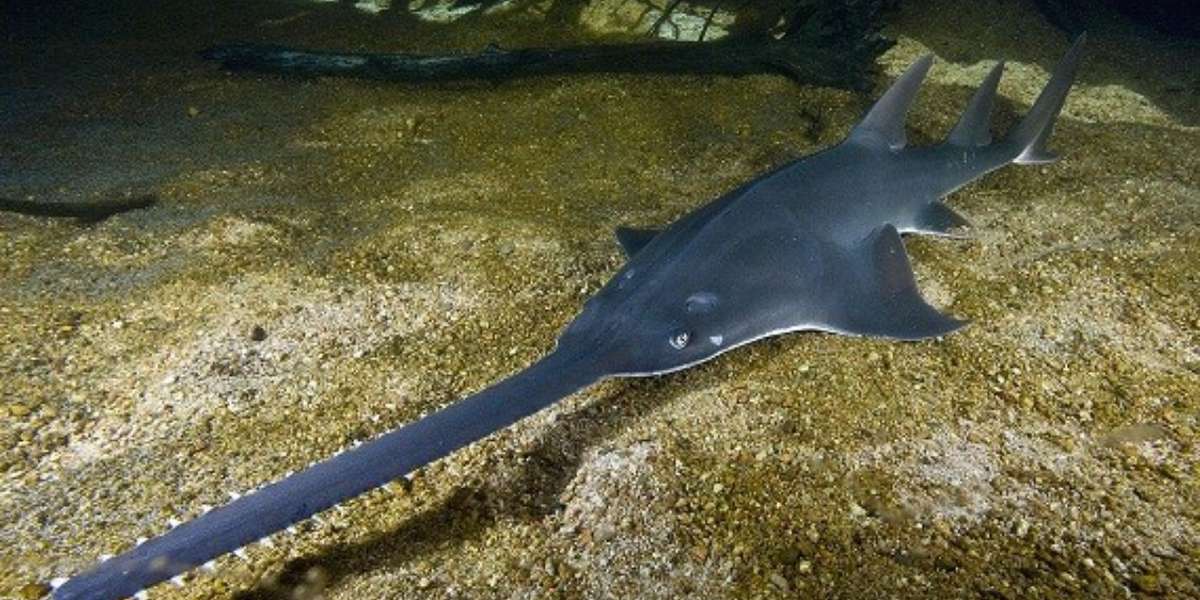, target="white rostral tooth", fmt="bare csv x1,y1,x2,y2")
50,577,69,589
260,536,276,548
201,560,217,573
167,517,182,528
171,575,185,587
200,504,213,514
234,547,249,560
287,526,298,534
229,491,242,500
99,554,114,562
135,537,148,546
135,591,149,600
